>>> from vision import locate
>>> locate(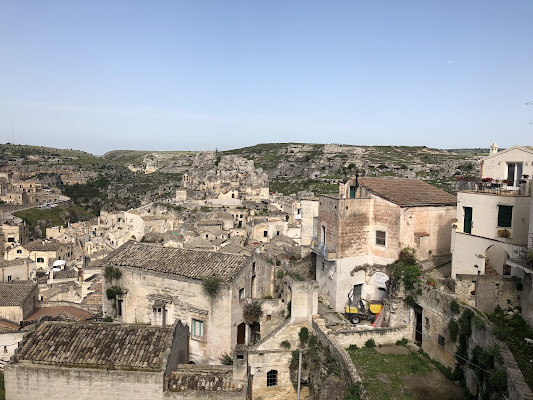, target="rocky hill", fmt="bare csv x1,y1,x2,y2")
1,143,486,214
